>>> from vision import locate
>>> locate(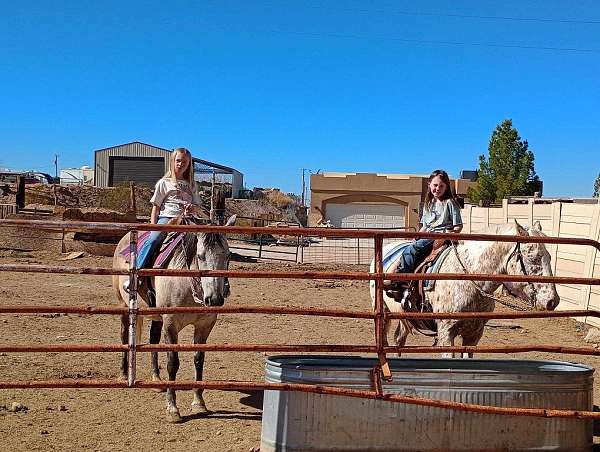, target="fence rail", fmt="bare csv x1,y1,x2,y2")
0,203,17,219
1,218,600,420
